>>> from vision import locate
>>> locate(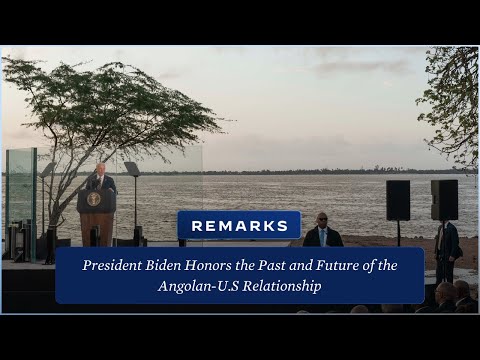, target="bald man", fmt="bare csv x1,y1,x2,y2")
303,211,344,247
454,280,478,312
350,305,369,313
434,282,457,313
